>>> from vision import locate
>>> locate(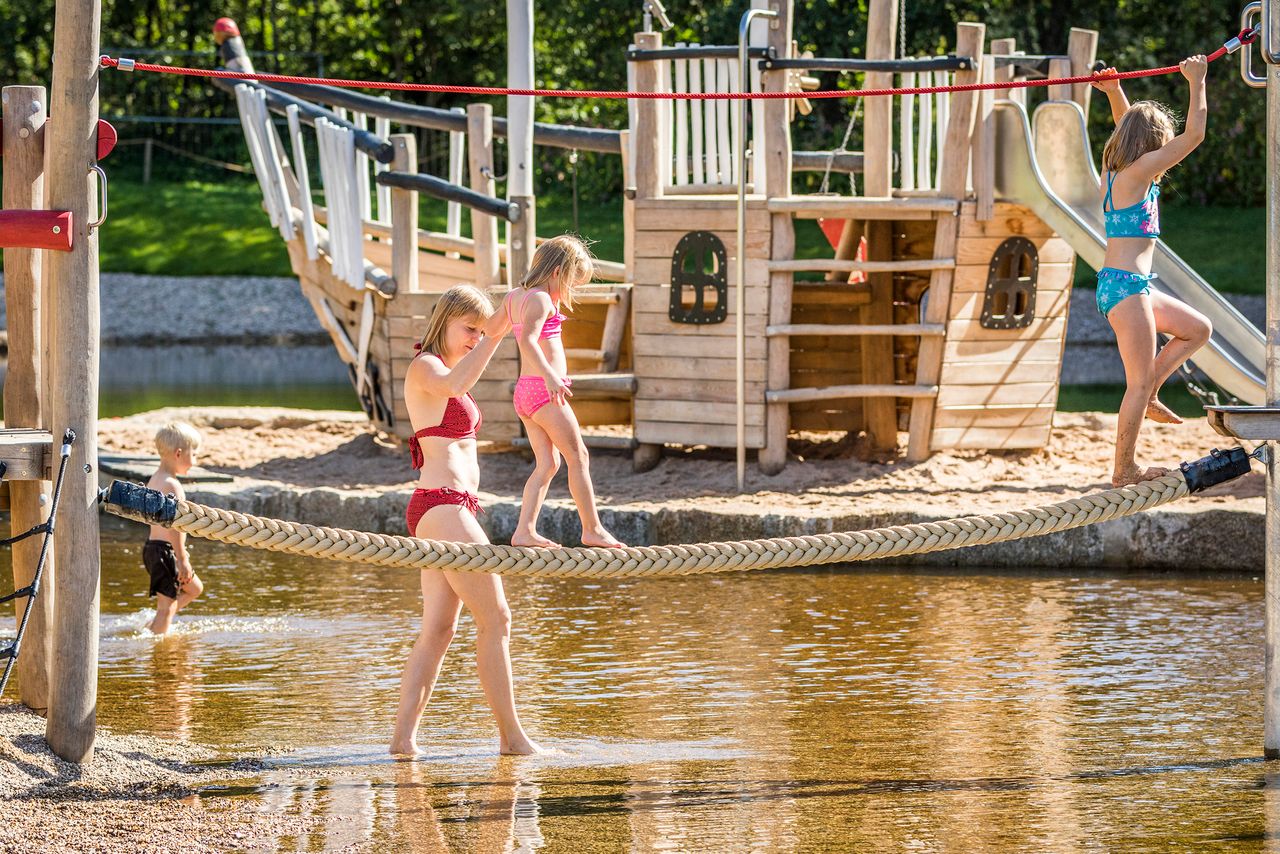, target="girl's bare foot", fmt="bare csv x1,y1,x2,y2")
500,735,542,755
581,527,624,549
1146,397,1183,424
511,531,561,549
389,739,420,758
1111,465,1174,487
